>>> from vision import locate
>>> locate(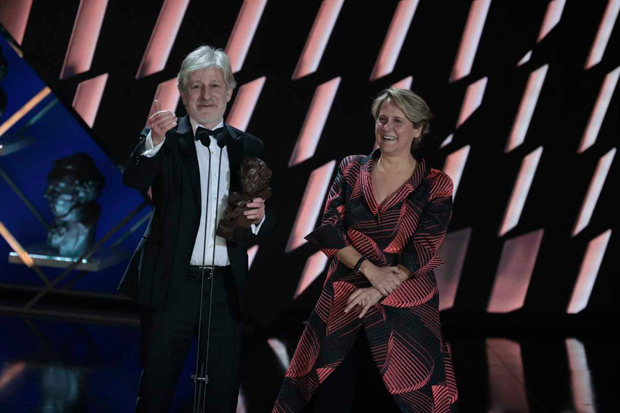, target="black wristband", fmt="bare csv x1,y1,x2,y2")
353,256,367,274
